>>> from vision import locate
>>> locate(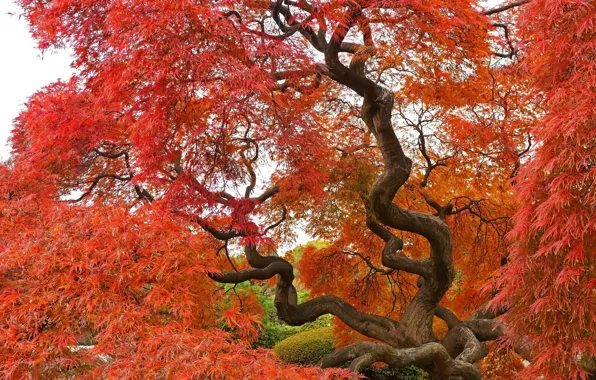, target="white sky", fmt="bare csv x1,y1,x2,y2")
0,1,73,160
